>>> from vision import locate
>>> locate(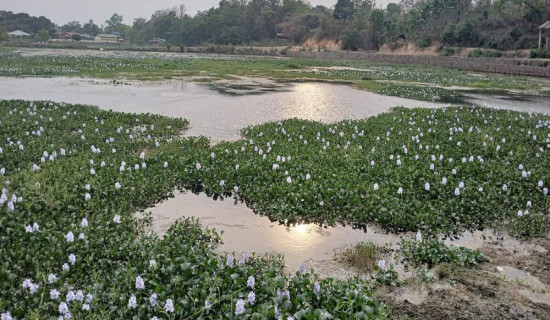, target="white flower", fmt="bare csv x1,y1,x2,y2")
113,214,121,223
286,176,292,184
164,299,175,313
62,263,70,271
234,186,239,193
136,276,145,290
84,193,91,201
397,187,403,194
82,304,90,311
442,177,447,185
149,259,157,268
59,302,69,315
1,312,12,320
150,293,157,307
69,254,76,265
65,231,74,243
196,162,201,170
140,152,145,159
50,289,60,300
247,275,255,289
248,291,256,305
81,218,88,228
377,259,386,270
90,168,95,175
235,299,245,315
219,180,225,187
306,173,311,180
128,295,137,309
115,182,121,190
164,161,168,168
458,181,464,189
210,152,215,158
416,231,422,242
518,210,523,217
538,180,544,188
425,182,430,191
48,273,57,283
502,184,508,191
374,183,379,191
527,201,532,207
